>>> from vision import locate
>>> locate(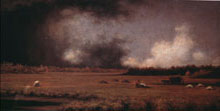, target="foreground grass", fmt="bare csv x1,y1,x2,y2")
1,72,220,111
2,88,219,111
62,98,219,111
